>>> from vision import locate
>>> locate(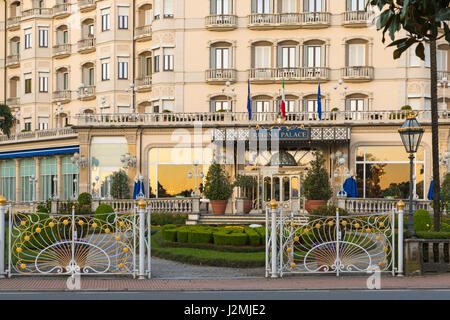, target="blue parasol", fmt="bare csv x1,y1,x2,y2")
343,177,359,198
